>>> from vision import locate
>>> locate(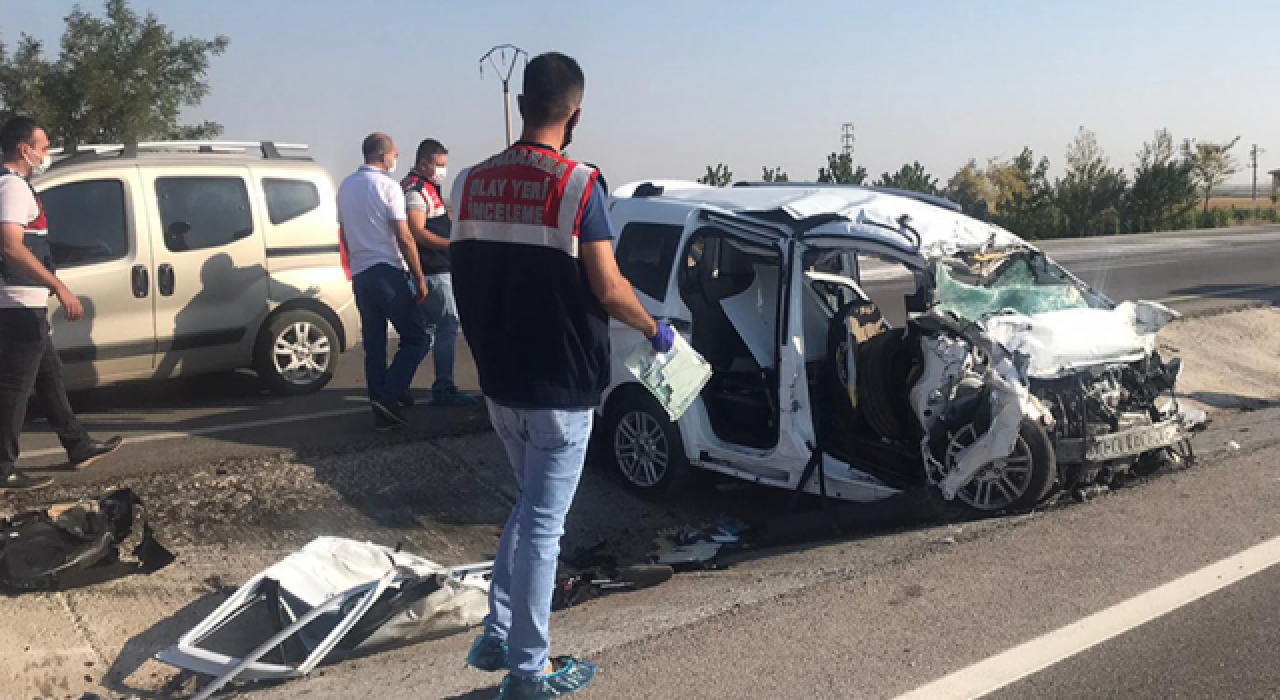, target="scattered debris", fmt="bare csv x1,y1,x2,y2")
552,564,675,611
1227,440,1242,452
156,537,491,700
649,516,750,570
0,488,173,591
